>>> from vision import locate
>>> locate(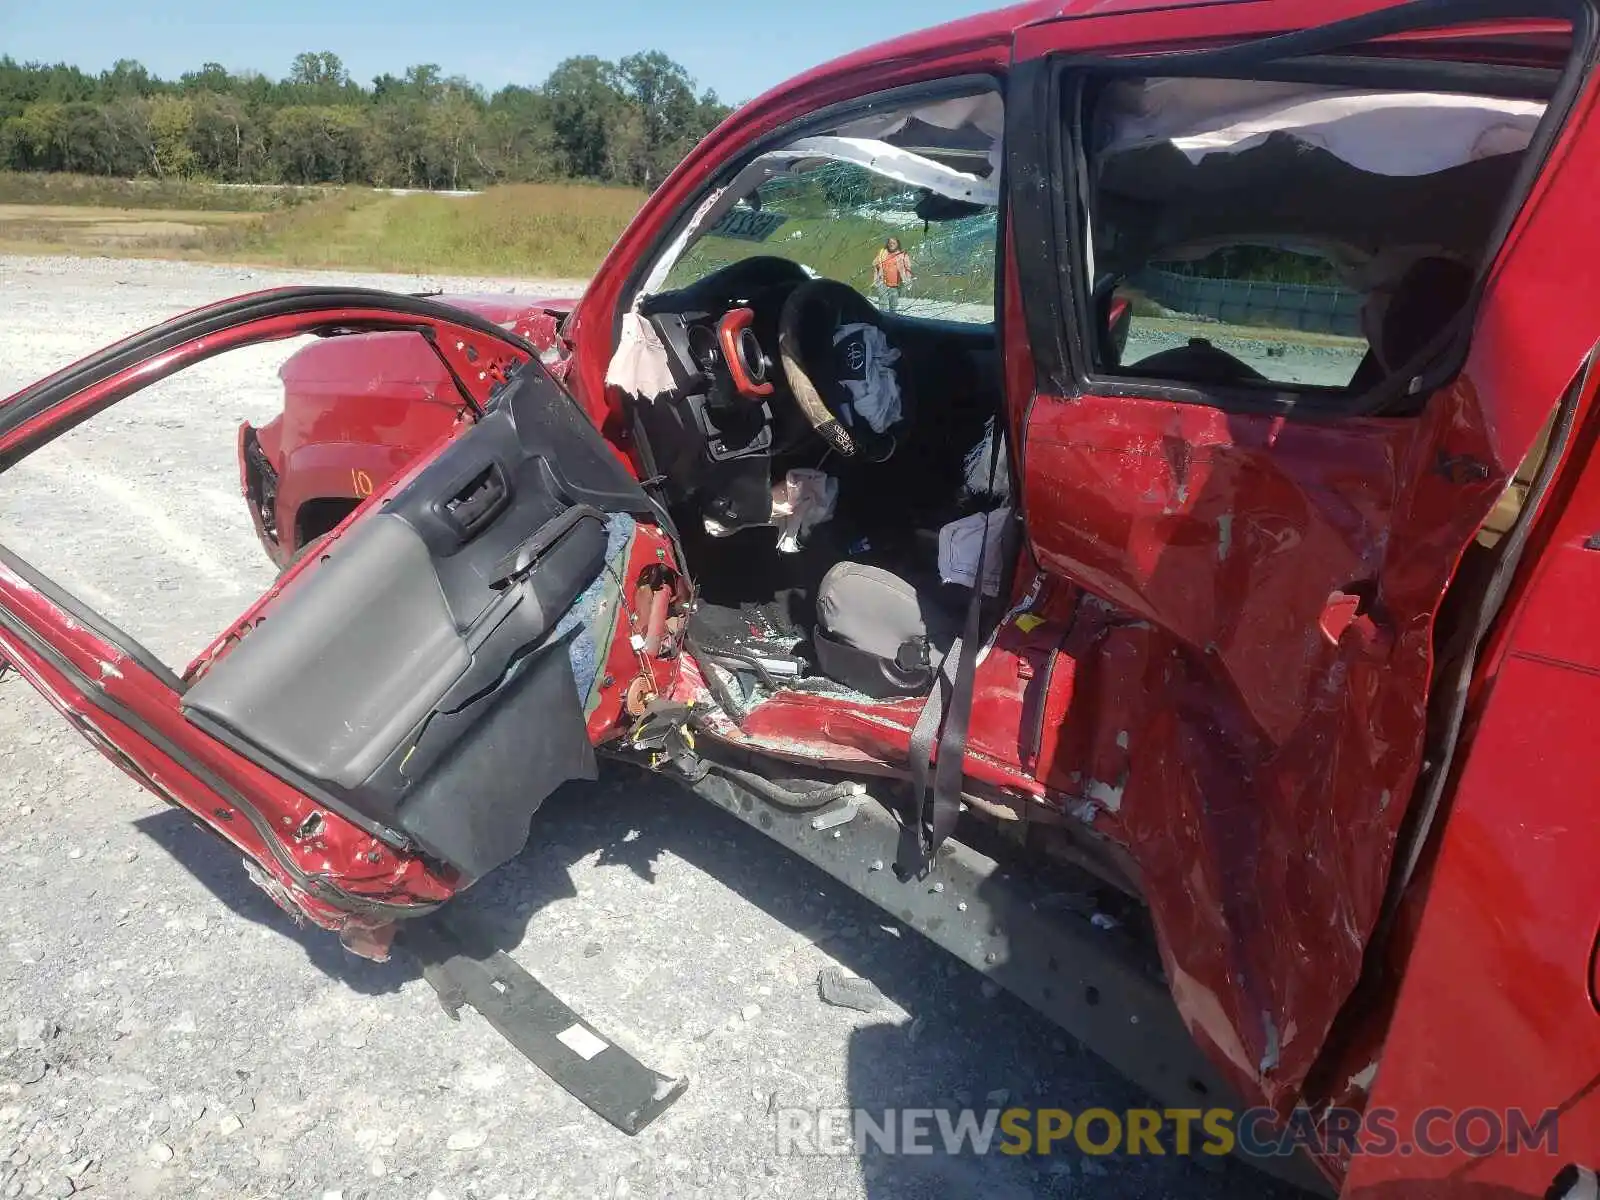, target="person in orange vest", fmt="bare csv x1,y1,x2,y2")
873,237,914,312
